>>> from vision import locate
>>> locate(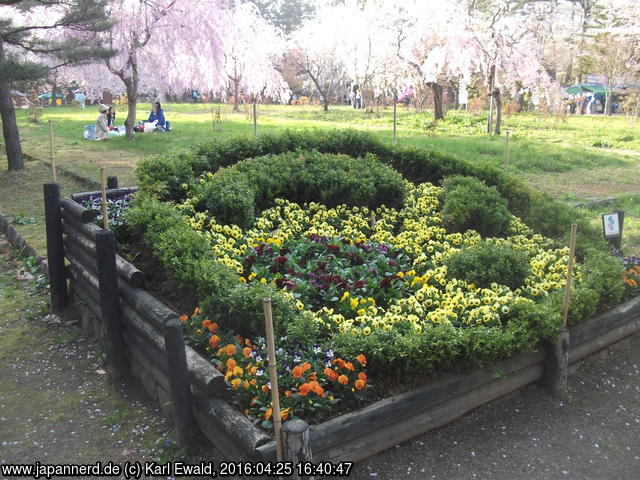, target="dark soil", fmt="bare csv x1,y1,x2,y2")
119,240,198,316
